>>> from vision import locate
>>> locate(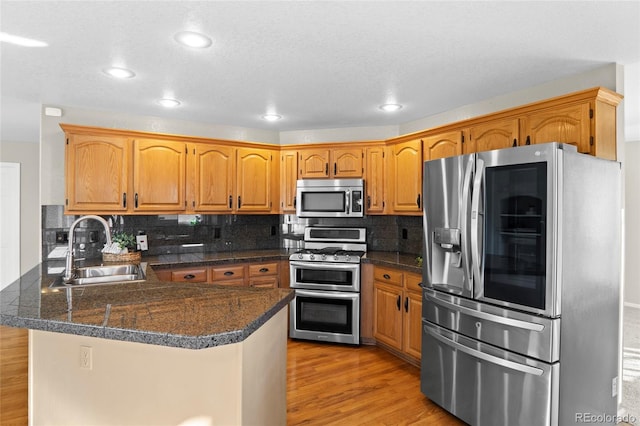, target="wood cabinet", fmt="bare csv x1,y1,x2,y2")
280,150,298,213
298,147,363,178
132,138,187,212
248,262,279,288
373,266,423,364
65,133,130,212
364,146,385,214
191,144,235,212
387,139,423,215
465,118,519,153
62,124,278,215
422,130,463,161
153,260,281,288
521,102,591,153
